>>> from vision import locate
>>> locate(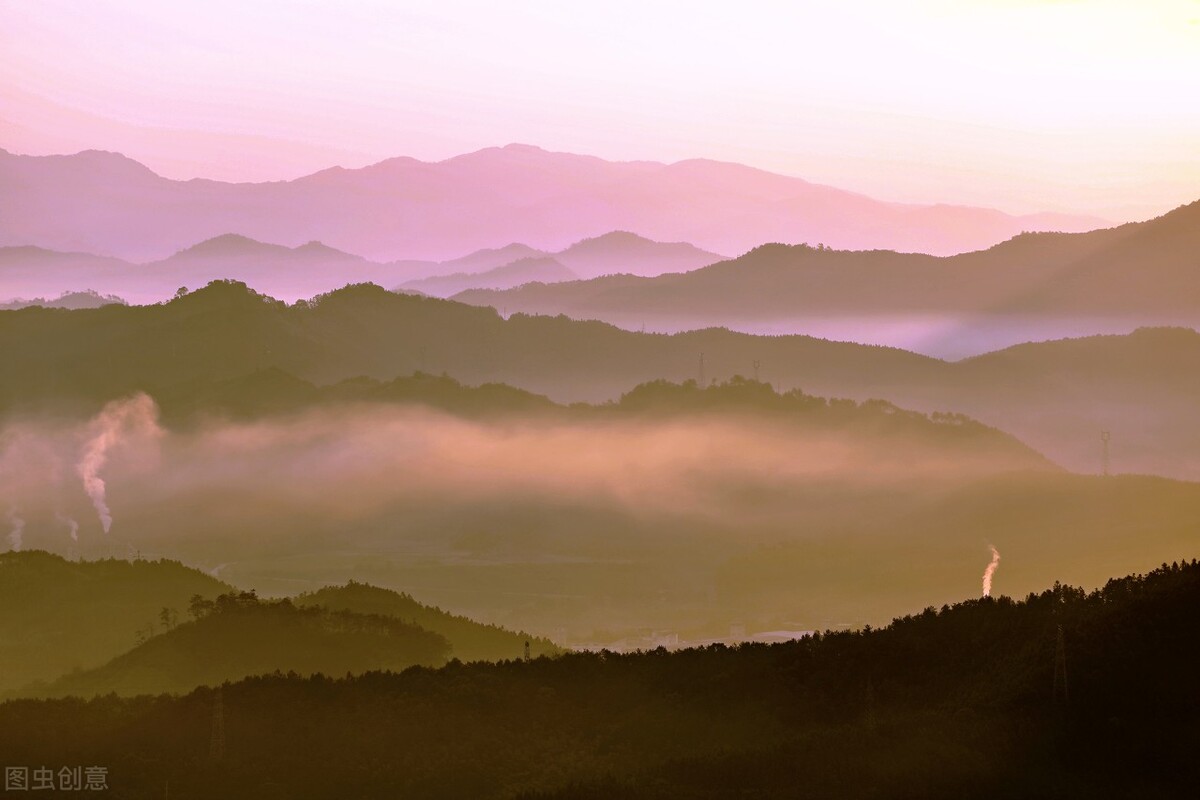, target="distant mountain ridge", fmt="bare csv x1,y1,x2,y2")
0,144,1106,262
402,257,578,297
454,199,1200,324
0,230,722,304
400,232,723,297
0,289,125,310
